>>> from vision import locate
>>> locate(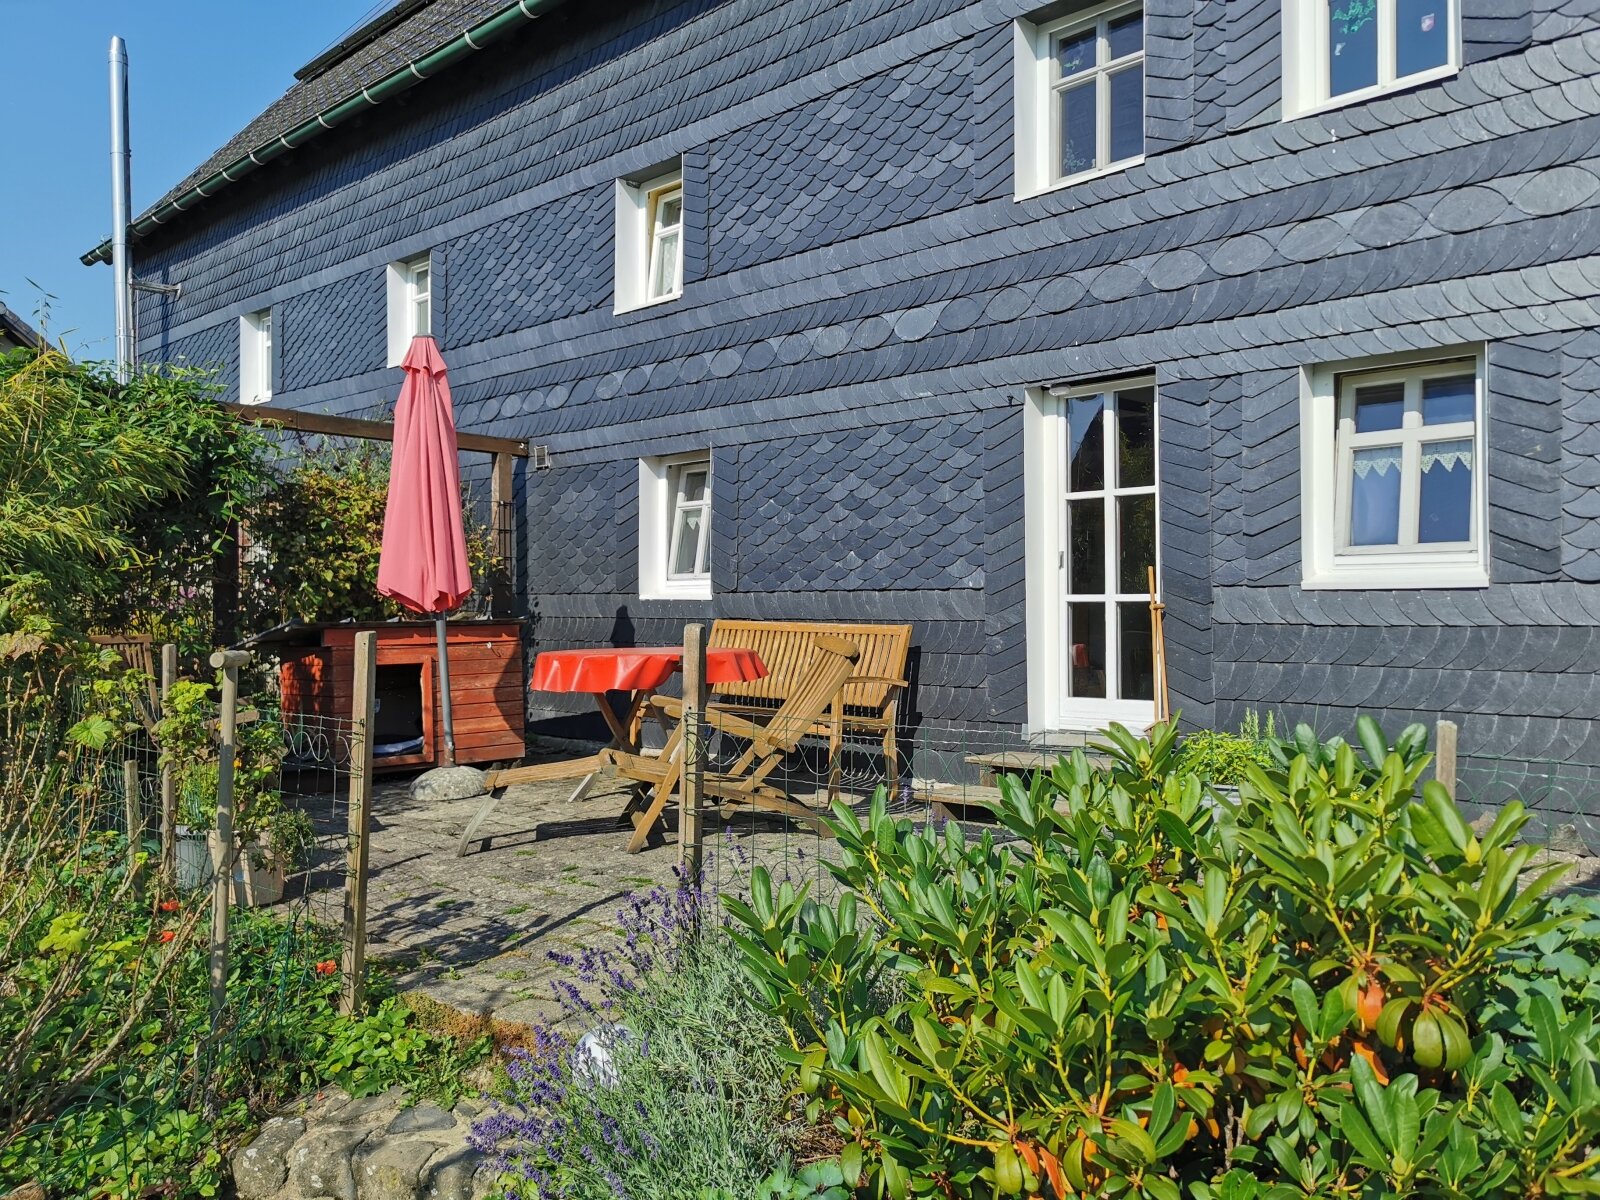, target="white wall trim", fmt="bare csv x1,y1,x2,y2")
238,309,272,404
615,165,682,314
